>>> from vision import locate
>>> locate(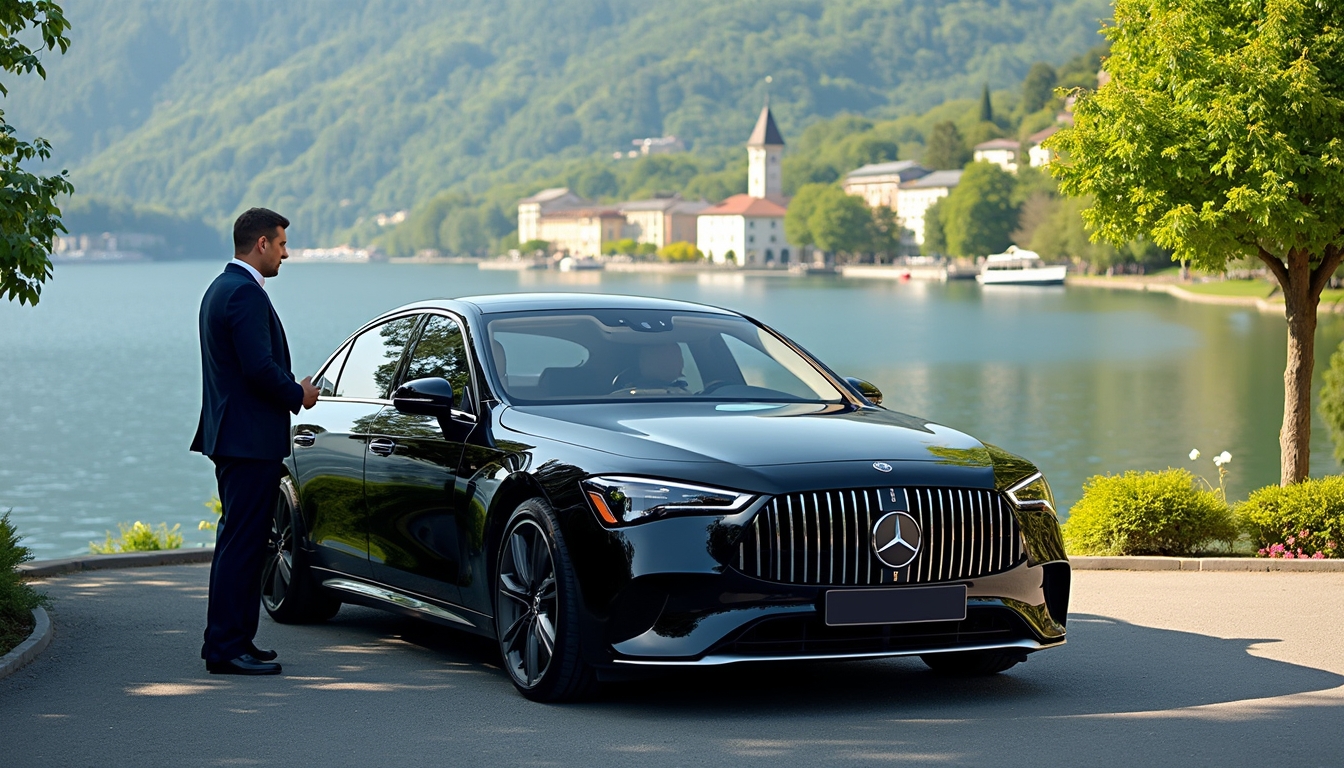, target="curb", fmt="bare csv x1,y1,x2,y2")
0,607,52,681
17,548,215,579
1071,556,1344,572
